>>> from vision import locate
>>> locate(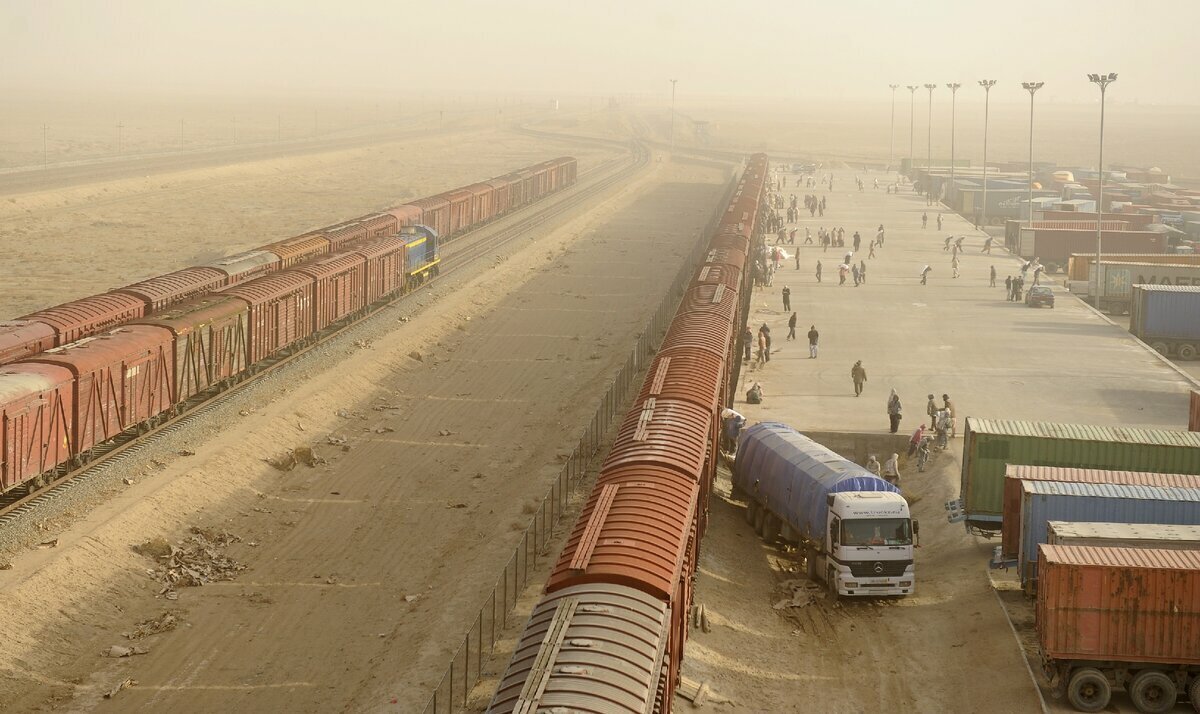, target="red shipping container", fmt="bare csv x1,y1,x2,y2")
1020,228,1165,265
359,213,398,240
1037,545,1200,667
292,254,367,330
0,363,73,492
132,295,250,401
0,320,57,366
25,326,175,455
1041,210,1158,229
220,273,315,363
114,267,228,312
260,233,330,268
323,221,368,251
353,237,406,304
1000,465,1200,560
23,293,146,346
